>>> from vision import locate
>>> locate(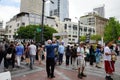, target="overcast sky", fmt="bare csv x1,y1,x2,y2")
0,0,120,27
